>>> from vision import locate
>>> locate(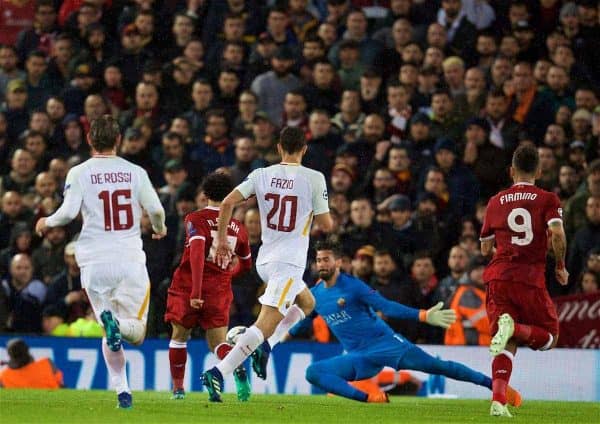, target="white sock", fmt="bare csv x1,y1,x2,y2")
540,334,554,351
268,304,305,348
120,319,145,344
216,325,264,376
102,338,129,394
